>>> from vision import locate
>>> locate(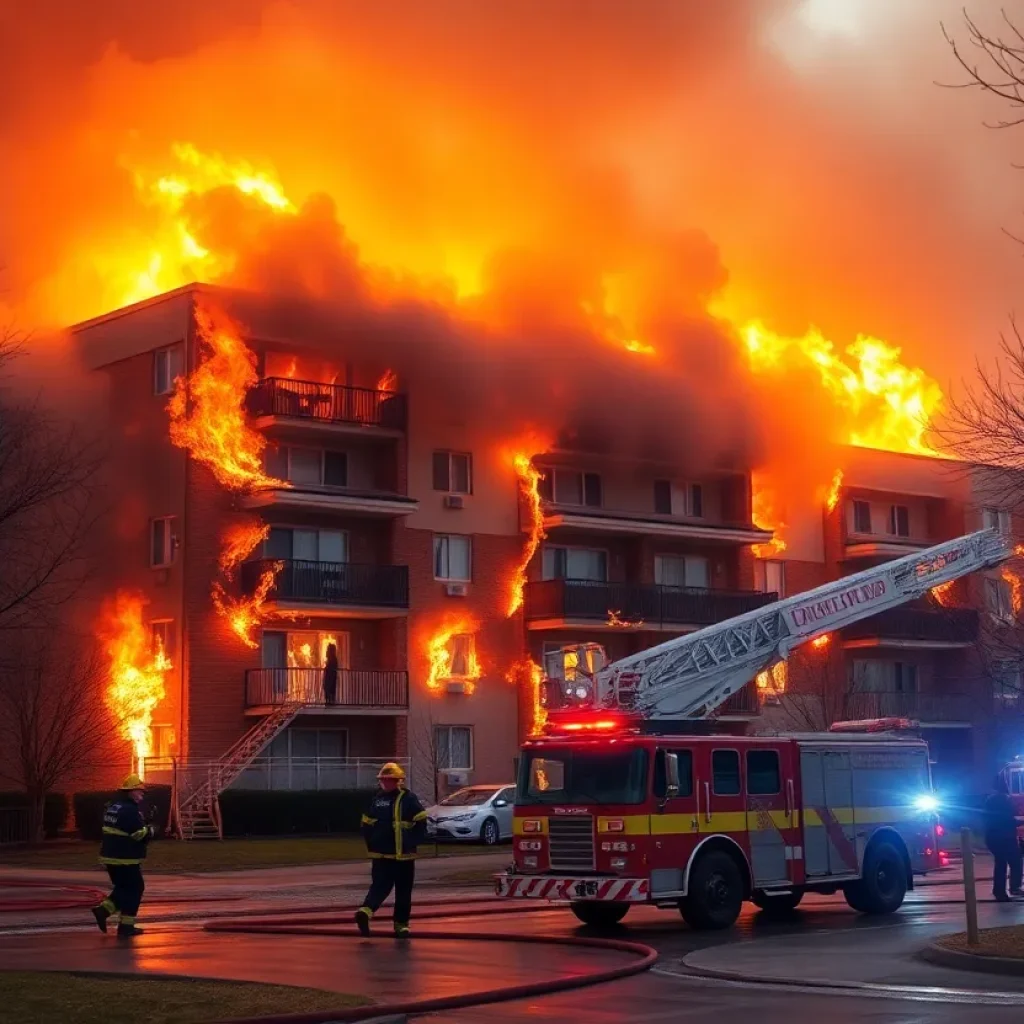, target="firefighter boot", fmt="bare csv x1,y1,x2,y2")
91,901,114,933
117,916,144,938
355,908,372,936
394,923,411,939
